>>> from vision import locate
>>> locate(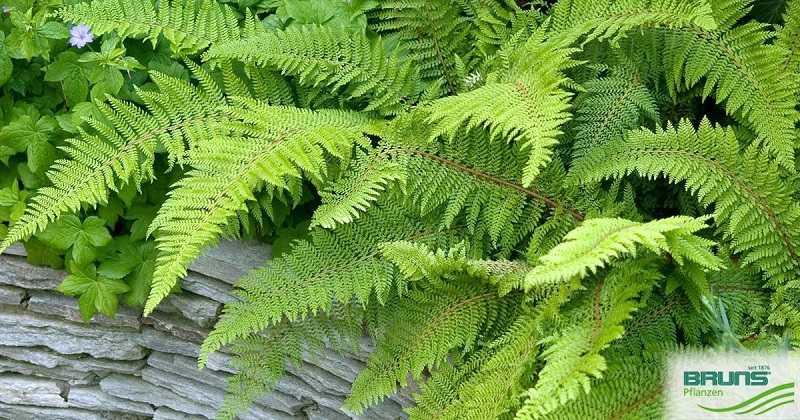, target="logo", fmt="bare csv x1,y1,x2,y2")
667,352,800,419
